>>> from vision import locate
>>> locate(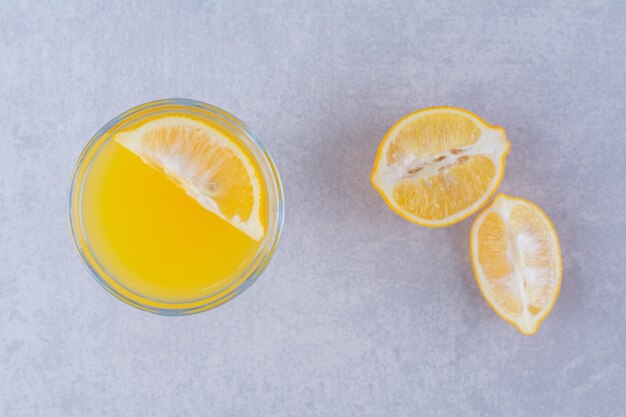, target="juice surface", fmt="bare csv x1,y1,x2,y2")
80,128,267,302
